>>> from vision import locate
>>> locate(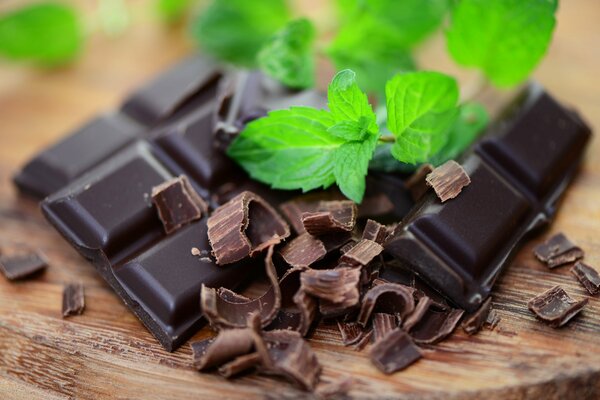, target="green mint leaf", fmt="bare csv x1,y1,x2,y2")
0,2,83,66
386,71,460,164
227,107,340,192
257,18,316,89
333,133,379,202
327,116,374,141
429,102,489,165
156,0,193,22
446,0,557,87
191,0,290,66
328,69,378,132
